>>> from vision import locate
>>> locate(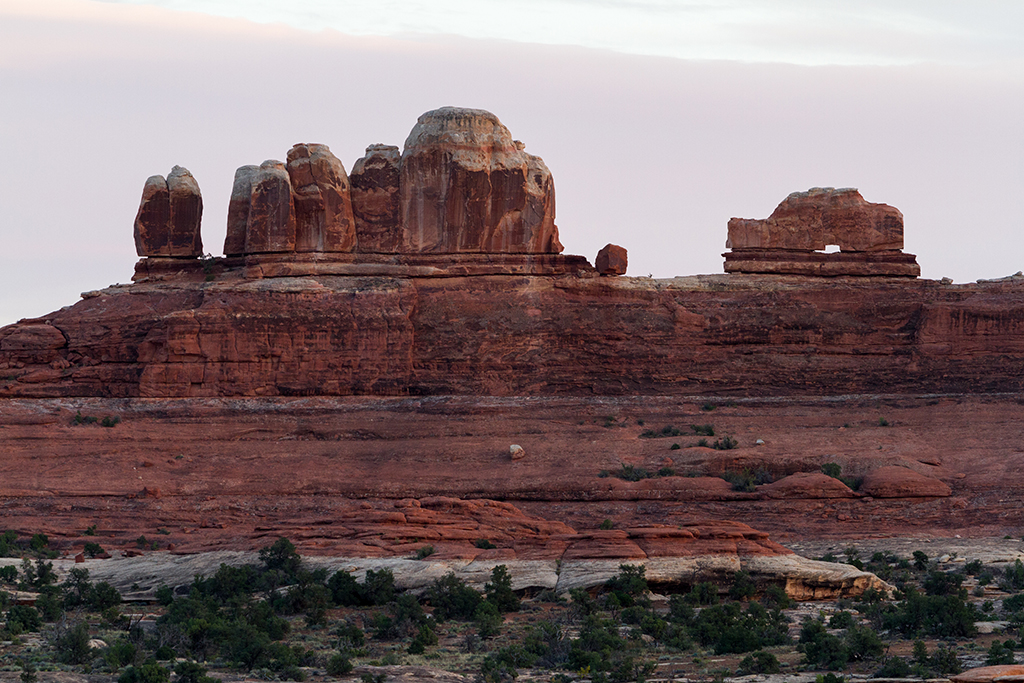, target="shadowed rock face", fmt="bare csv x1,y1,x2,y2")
399,107,562,254
727,187,904,252
133,166,203,257
350,144,402,253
